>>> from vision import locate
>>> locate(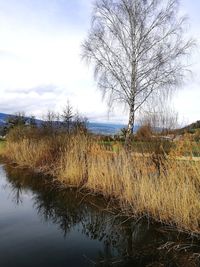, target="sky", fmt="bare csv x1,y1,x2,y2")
0,0,199,124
